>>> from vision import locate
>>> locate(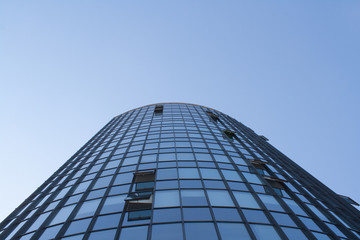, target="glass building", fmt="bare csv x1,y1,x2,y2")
0,103,359,240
